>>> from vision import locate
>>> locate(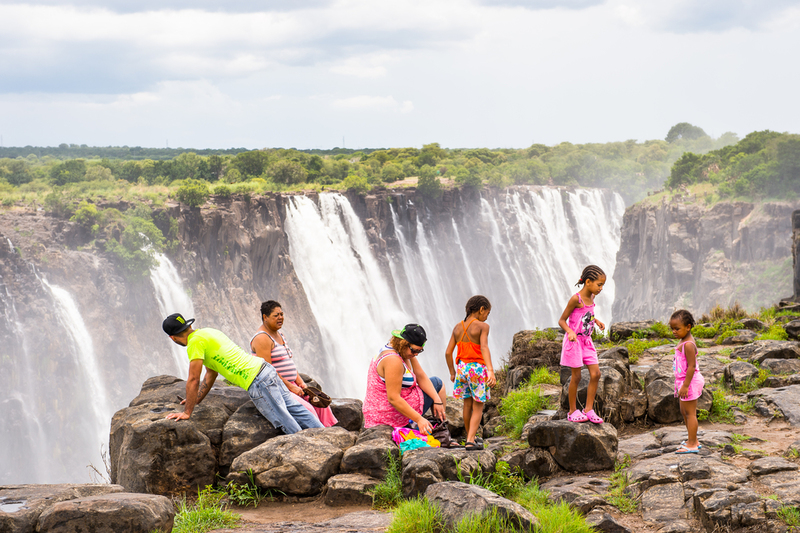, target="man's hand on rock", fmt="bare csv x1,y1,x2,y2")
166,411,190,421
